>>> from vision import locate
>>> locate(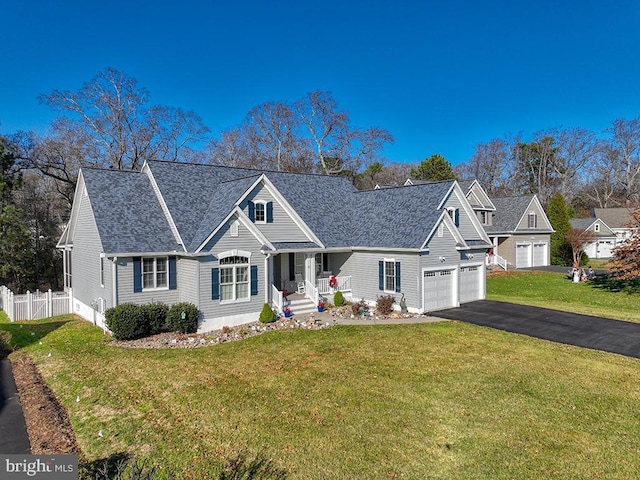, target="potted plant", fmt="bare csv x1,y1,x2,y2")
317,299,325,312
283,307,292,318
